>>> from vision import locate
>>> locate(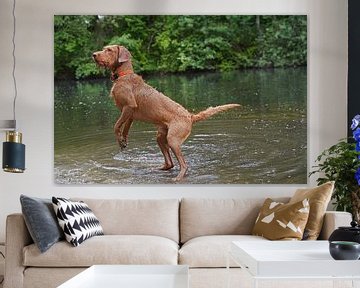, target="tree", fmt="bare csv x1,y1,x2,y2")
54,15,307,80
